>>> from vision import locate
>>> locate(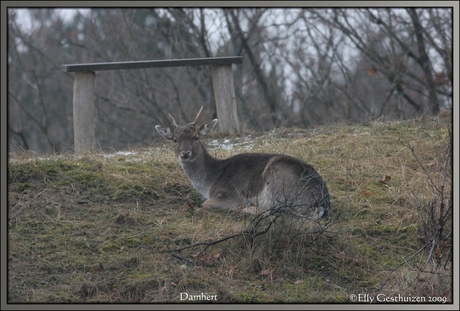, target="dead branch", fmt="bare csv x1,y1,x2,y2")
154,209,282,256
171,252,194,264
